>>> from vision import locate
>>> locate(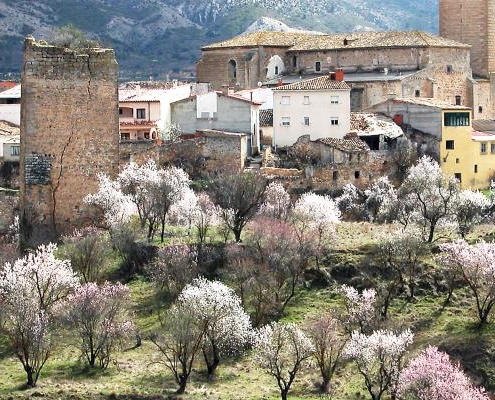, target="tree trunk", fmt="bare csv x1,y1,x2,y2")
320,377,331,393
280,388,289,400
176,375,188,394
203,343,221,377
25,365,36,388
233,228,242,243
